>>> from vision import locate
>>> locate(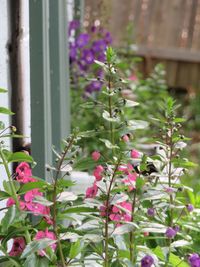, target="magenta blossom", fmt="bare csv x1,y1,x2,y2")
35,229,56,256
6,197,16,207
109,201,132,224
16,162,35,183
131,149,140,159
93,165,104,181
9,237,26,257
91,151,101,161
85,182,98,198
